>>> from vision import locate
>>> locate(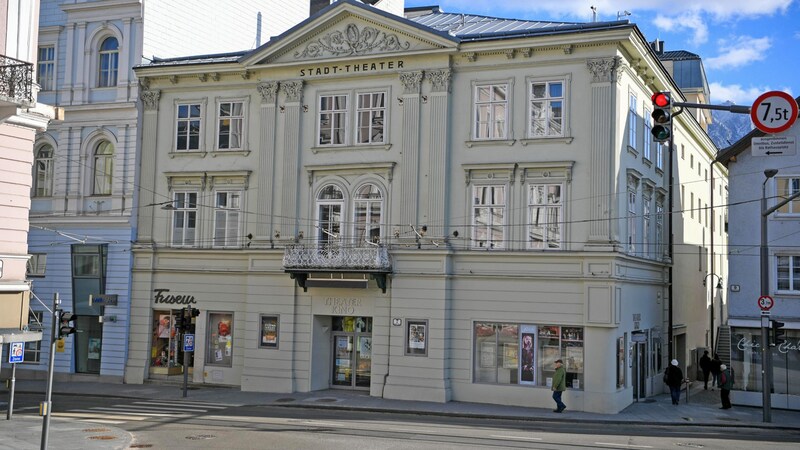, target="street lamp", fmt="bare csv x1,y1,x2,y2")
702,274,723,353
